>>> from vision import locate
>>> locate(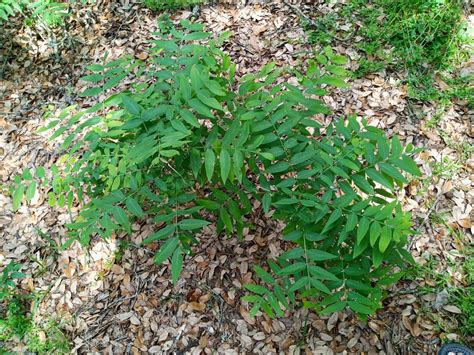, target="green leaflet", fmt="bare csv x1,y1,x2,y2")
244,284,269,295
122,96,141,116
308,265,339,281
197,91,224,112
190,148,201,178
356,217,370,244
189,98,214,118
12,184,25,211
219,208,233,233
142,225,176,245
171,247,183,284
125,197,144,217
321,208,342,233
369,221,381,247
307,249,338,261
379,225,392,253
320,300,347,315
254,265,275,284
205,149,216,182
262,193,271,214
111,206,131,232
178,219,210,230
154,237,179,265
220,148,231,184
392,155,422,177
319,75,349,88
353,174,373,194
266,161,290,174
348,300,374,315
180,109,200,128
25,181,37,202
277,262,306,275
289,276,310,293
